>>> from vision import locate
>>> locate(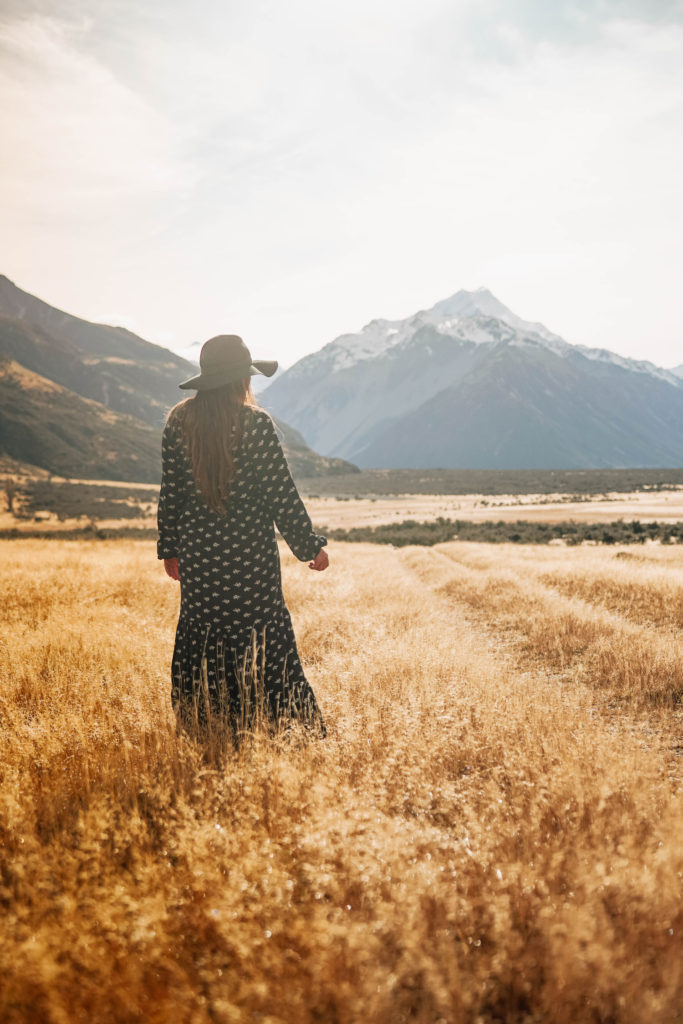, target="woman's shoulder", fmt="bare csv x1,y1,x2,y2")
162,415,181,445
243,405,277,435
164,401,188,438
